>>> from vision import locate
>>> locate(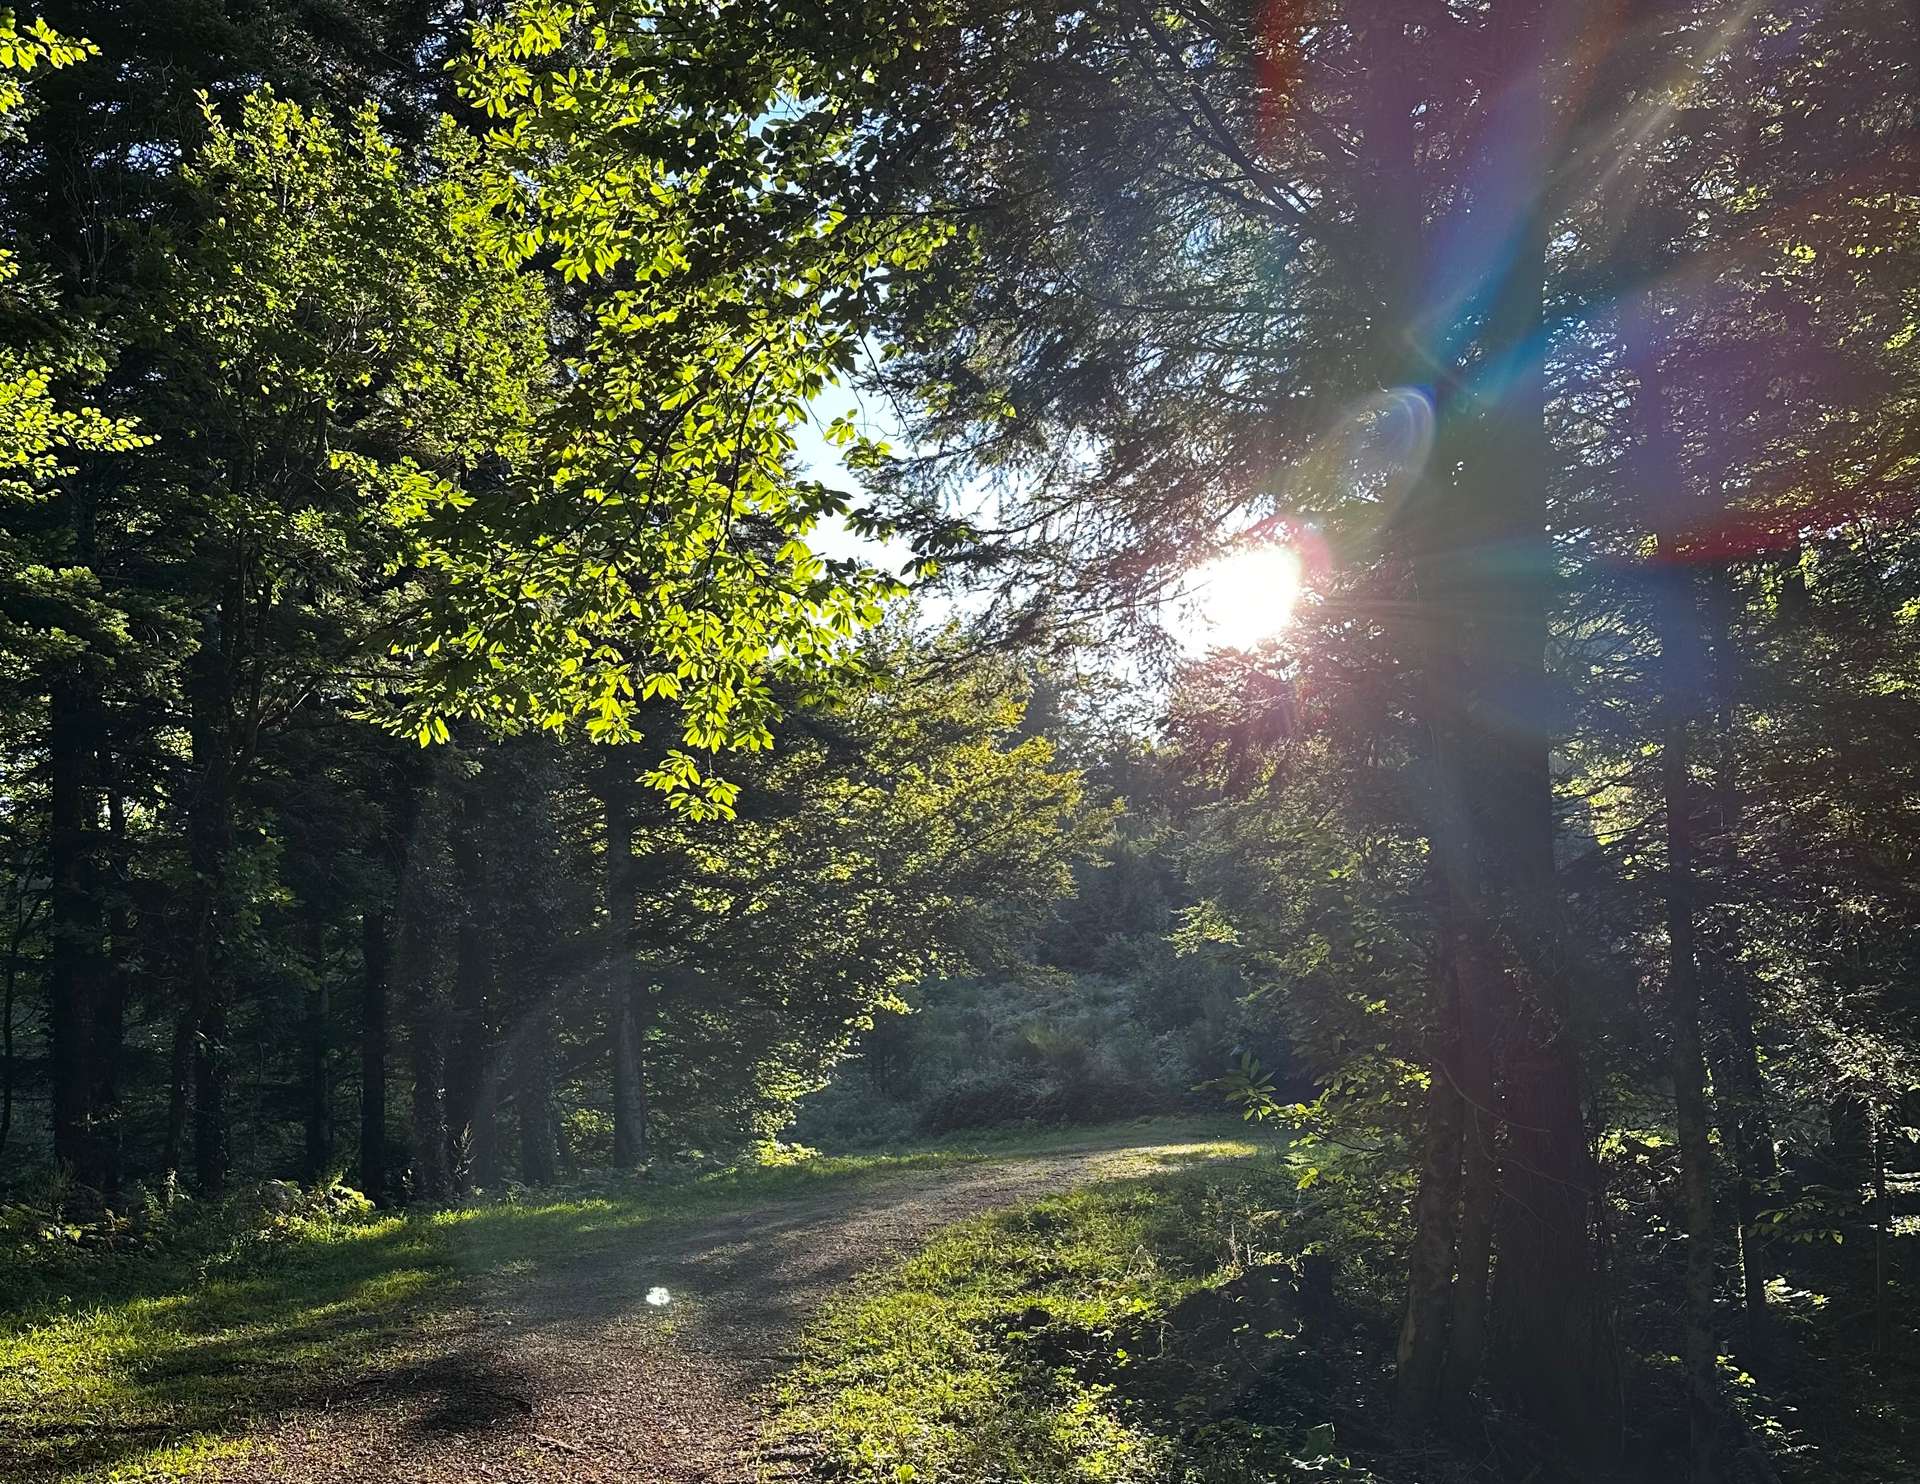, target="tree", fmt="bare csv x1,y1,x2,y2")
591,622,1105,1152
836,0,1916,1466
128,91,549,1192
378,0,953,820
0,10,145,1192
